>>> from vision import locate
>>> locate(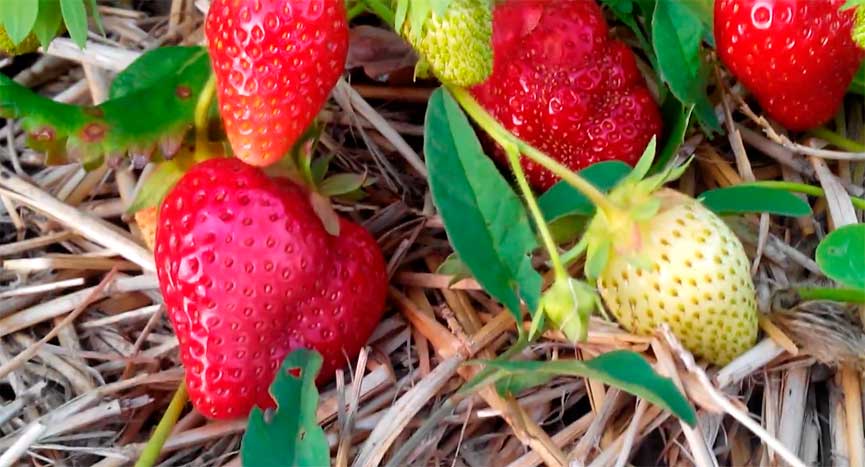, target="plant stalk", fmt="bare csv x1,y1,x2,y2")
744,180,865,210
796,287,865,304
809,127,865,153
193,73,217,160
135,380,188,467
